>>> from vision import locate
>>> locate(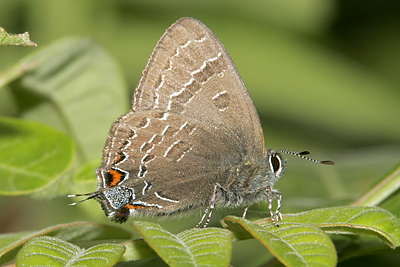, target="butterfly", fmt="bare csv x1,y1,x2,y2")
69,17,333,227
